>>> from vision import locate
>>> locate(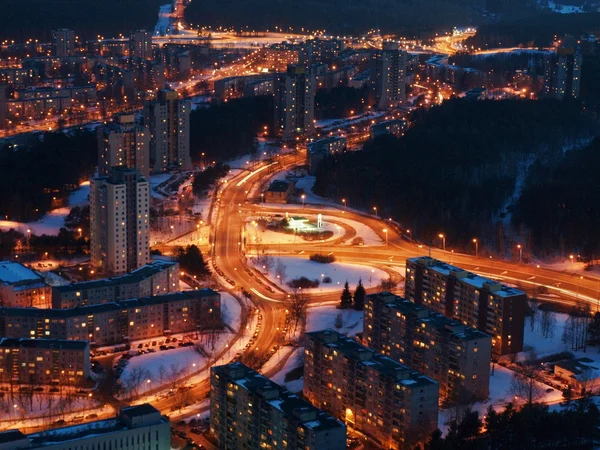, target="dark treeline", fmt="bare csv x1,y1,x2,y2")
513,137,600,257
189,96,272,163
464,12,600,48
449,52,545,73
315,86,368,120
0,0,166,42
314,99,596,254
184,0,474,38
423,400,600,450
0,228,87,259
192,163,231,196
0,130,97,222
